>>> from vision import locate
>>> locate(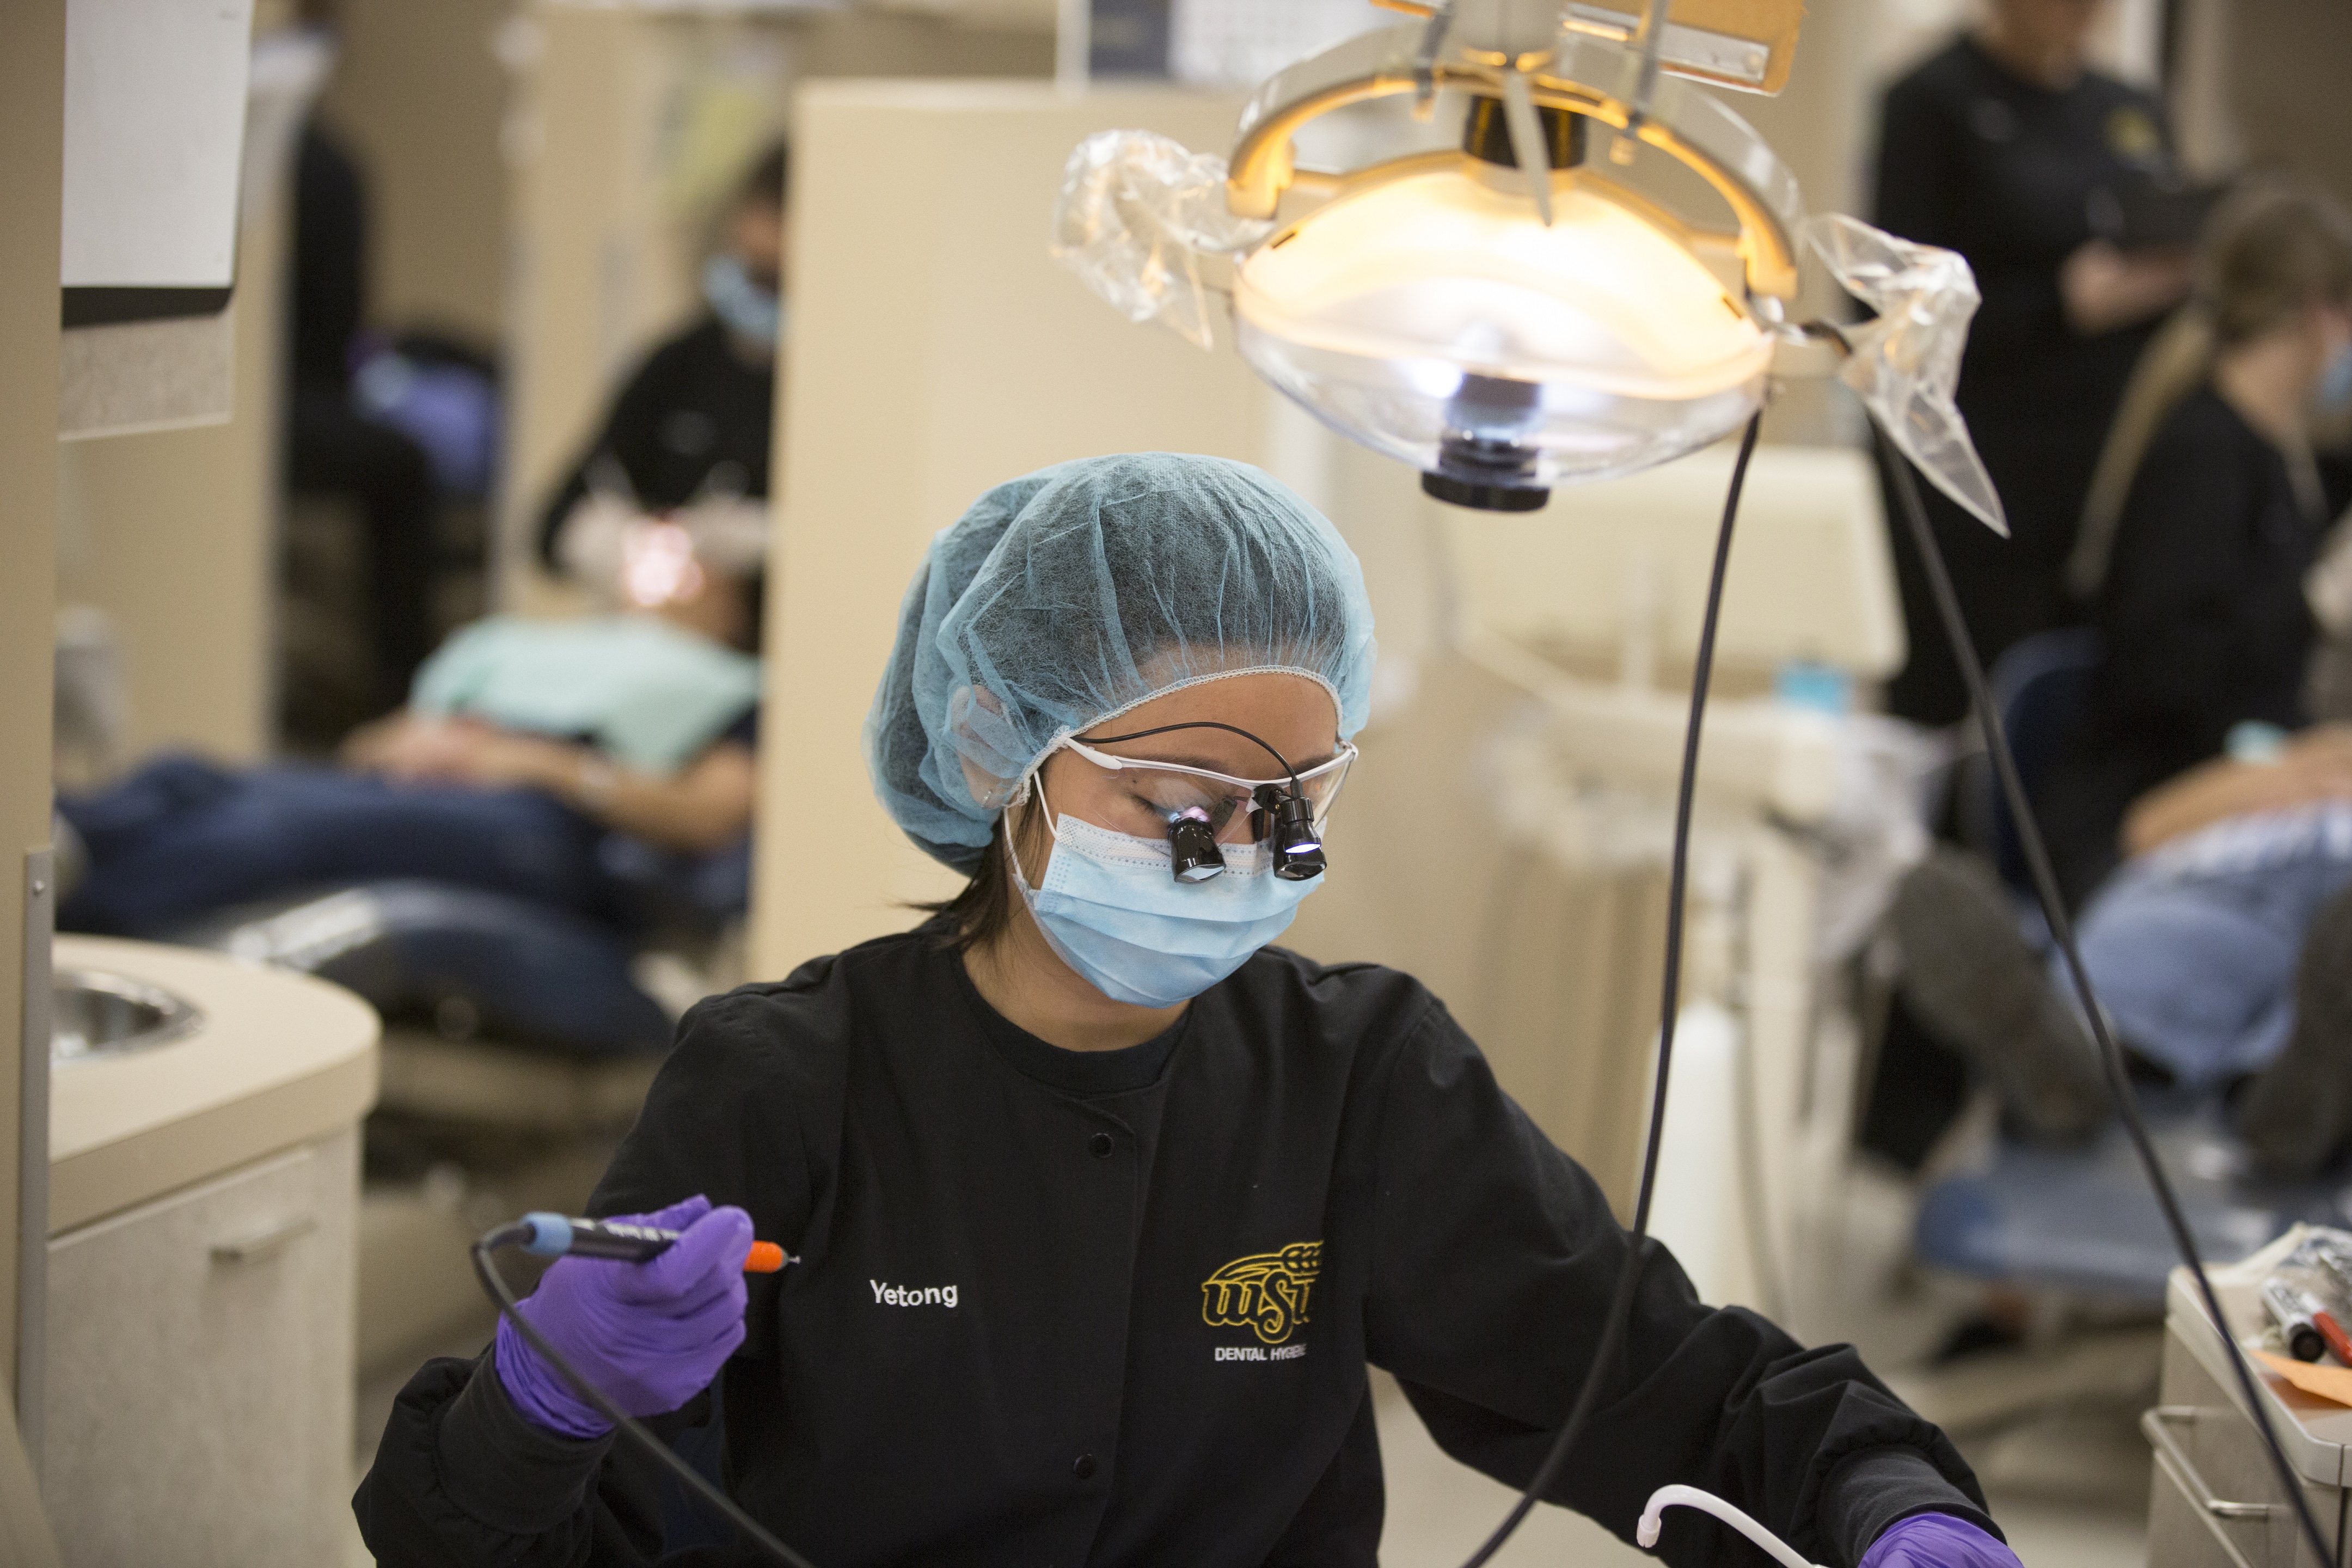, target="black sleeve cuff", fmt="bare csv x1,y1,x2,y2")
433,1351,617,1536
1817,1446,2005,1567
